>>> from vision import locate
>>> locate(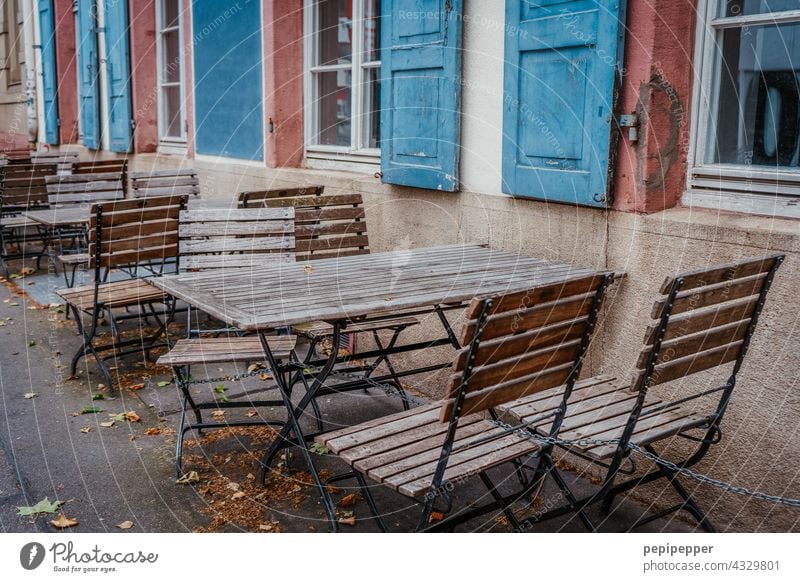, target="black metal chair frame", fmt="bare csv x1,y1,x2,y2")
498,256,786,534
